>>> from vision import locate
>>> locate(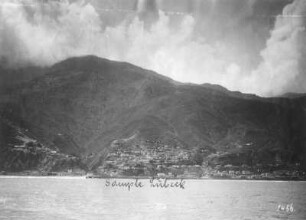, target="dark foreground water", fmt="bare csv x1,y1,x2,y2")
0,177,305,220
